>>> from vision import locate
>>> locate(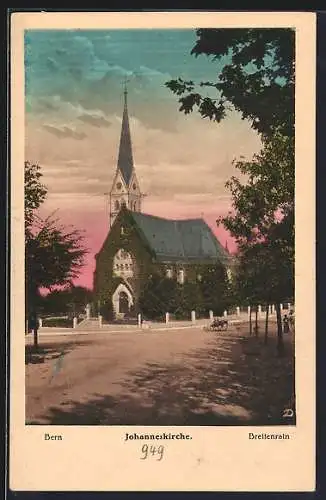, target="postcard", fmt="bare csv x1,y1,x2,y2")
10,11,315,491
